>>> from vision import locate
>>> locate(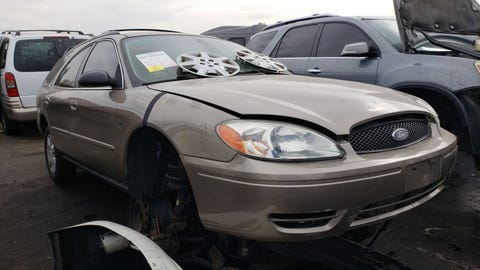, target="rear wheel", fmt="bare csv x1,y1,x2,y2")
1,108,19,135
44,128,76,184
